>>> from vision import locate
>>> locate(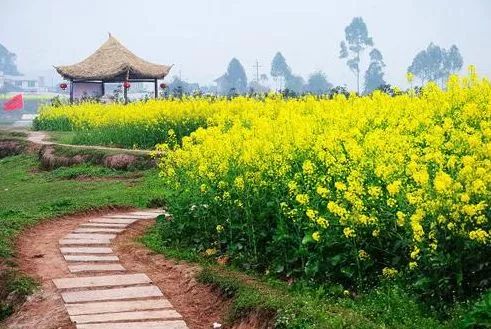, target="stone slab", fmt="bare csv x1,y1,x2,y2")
68,264,125,273
104,214,155,219
90,218,138,224
60,239,111,245
64,255,119,262
62,285,163,303
65,299,172,316
61,247,113,254
131,211,165,216
74,228,124,233
71,309,182,324
65,233,117,240
54,274,151,289
76,320,188,329
80,223,128,228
